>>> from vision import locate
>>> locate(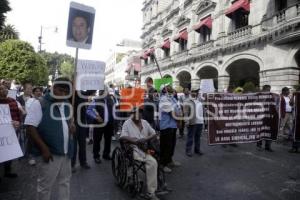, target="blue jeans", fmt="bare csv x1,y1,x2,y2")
186,124,203,153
